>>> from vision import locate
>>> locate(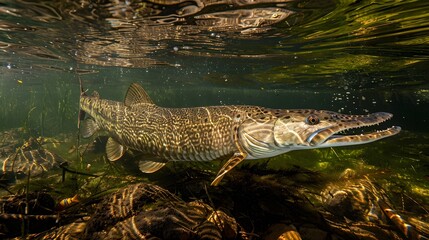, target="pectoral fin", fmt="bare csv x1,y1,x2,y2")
80,119,99,138
139,160,166,173
211,153,246,186
106,137,125,161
